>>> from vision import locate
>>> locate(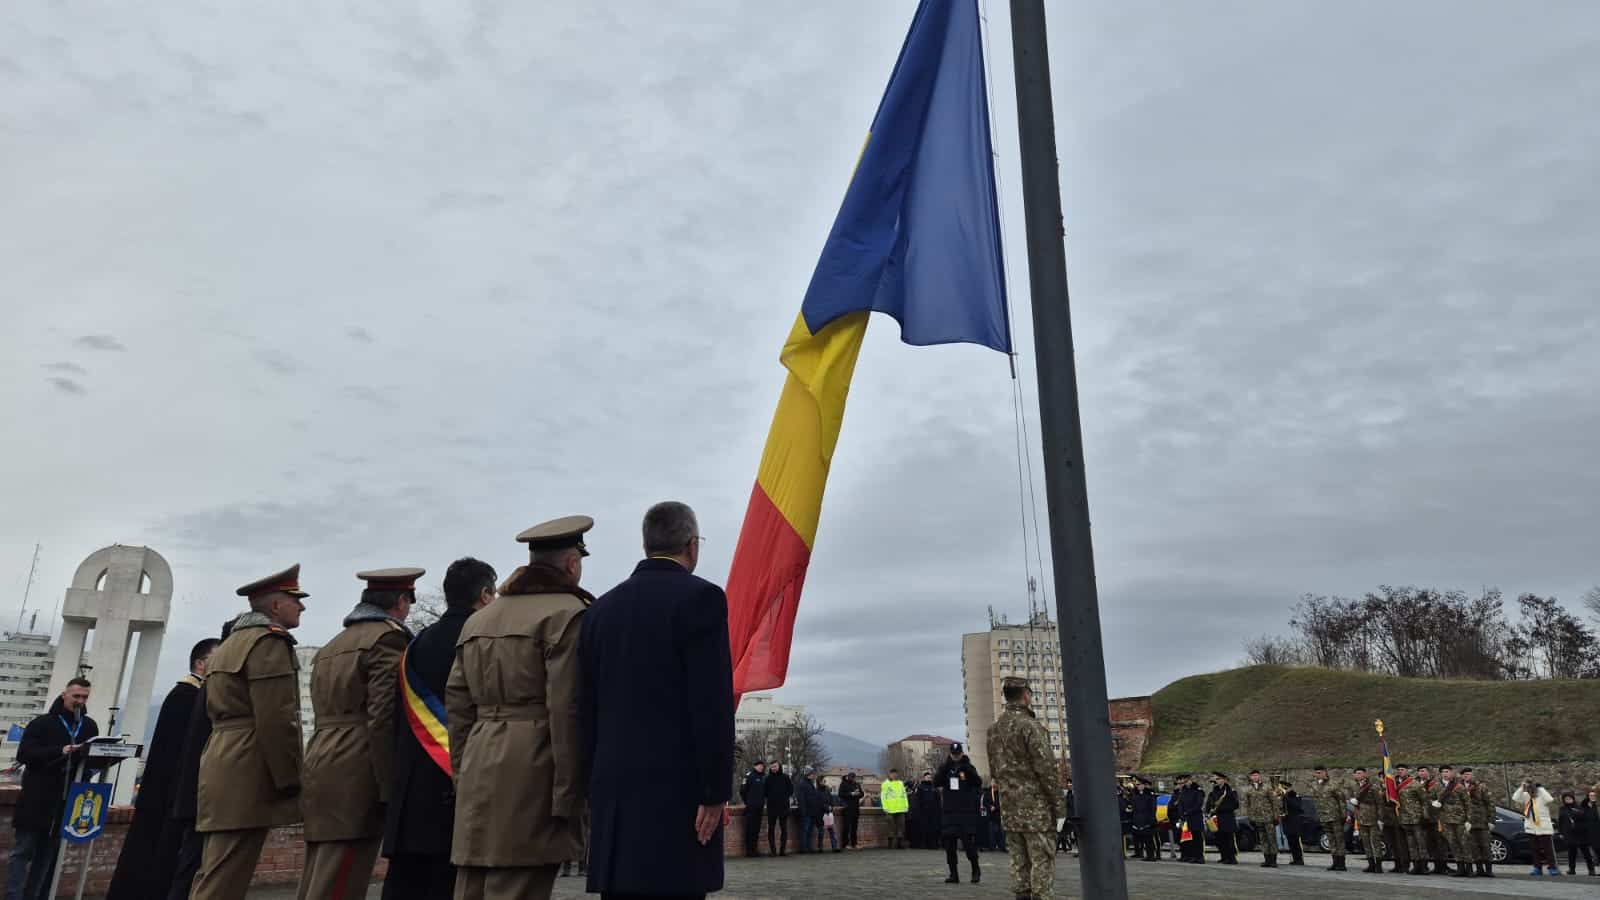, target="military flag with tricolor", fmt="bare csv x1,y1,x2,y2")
724,0,1012,695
